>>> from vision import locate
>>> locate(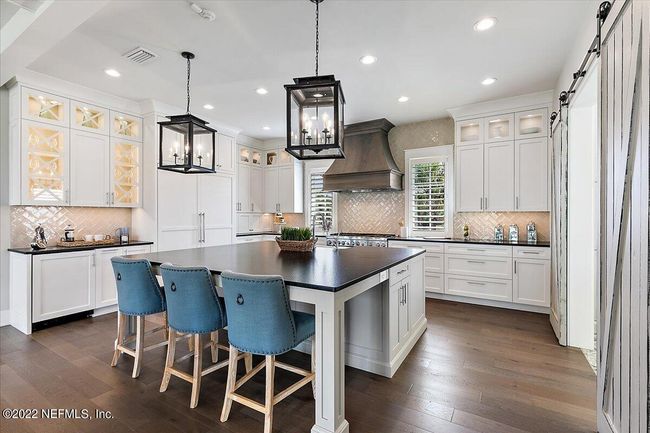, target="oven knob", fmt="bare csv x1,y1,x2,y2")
355,241,360,246
326,240,332,246
345,240,351,246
